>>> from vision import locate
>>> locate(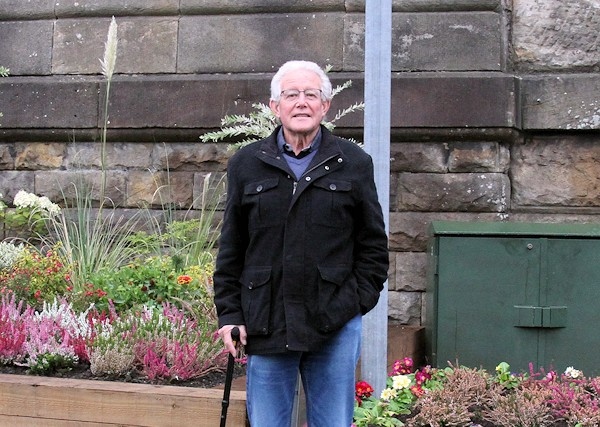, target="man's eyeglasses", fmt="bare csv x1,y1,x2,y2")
280,89,322,102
